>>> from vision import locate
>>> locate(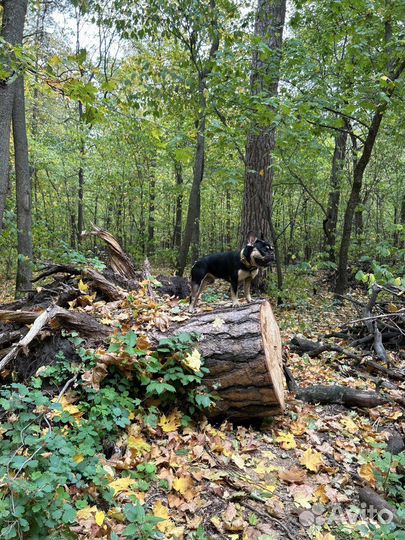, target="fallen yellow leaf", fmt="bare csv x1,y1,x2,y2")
73,453,85,464
359,463,376,488
95,511,105,526
159,411,181,433
275,432,296,449
78,279,89,292
128,435,151,454
341,416,358,434
300,448,324,472
183,348,201,372
76,506,97,521
173,475,194,496
109,477,137,495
